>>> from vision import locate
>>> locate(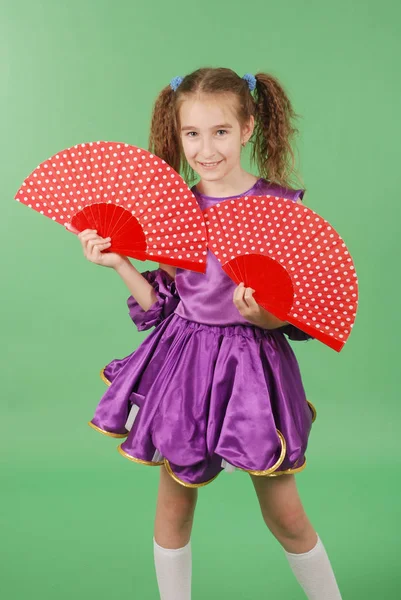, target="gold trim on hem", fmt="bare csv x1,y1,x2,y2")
243,429,287,476
307,400,317,423
109,428,306,485
164,459,220,488
100,368,111,387
117,445,220,487
266,458,307,477
88,421,128,438
117,444,164,466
